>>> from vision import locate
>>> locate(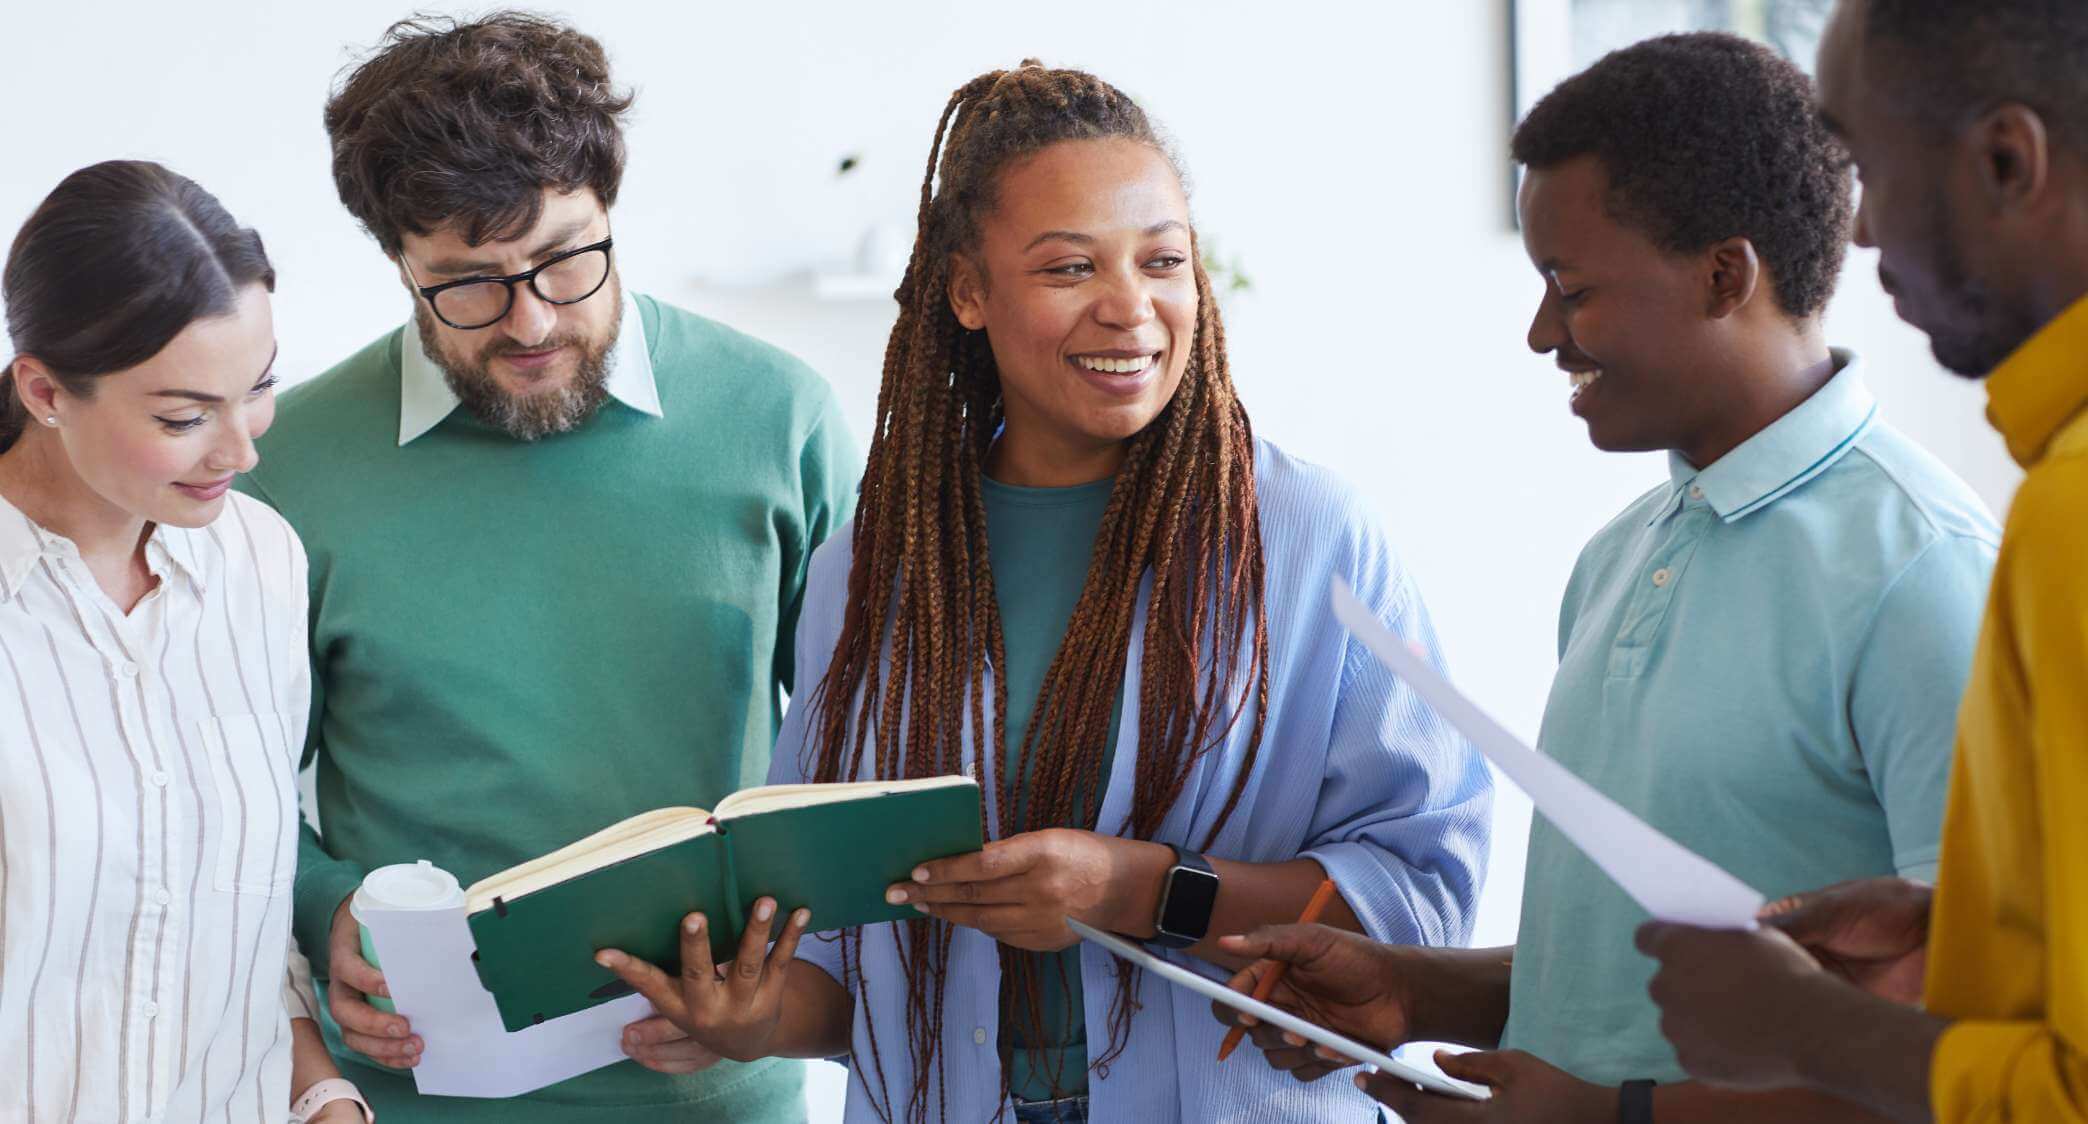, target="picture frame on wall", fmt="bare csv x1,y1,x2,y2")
1507,0,1834,224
